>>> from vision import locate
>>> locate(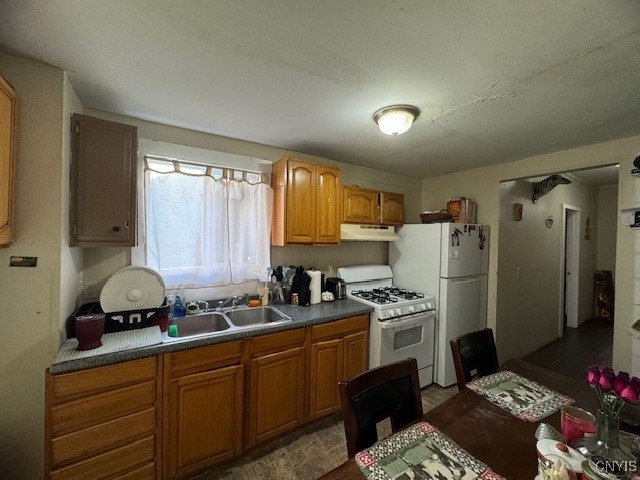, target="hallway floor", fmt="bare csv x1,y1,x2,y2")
522,316,613,379
192,317,614,479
